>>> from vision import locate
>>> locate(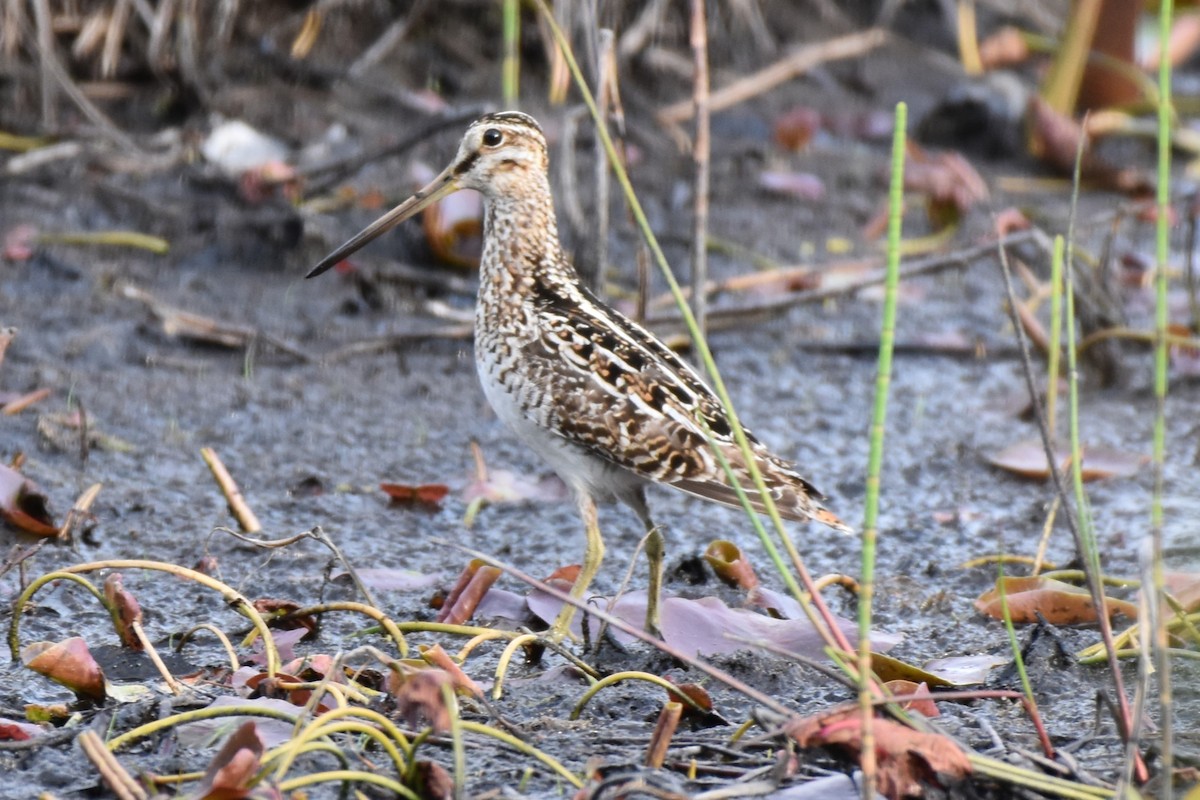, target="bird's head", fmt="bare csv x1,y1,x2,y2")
306,111,548,279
